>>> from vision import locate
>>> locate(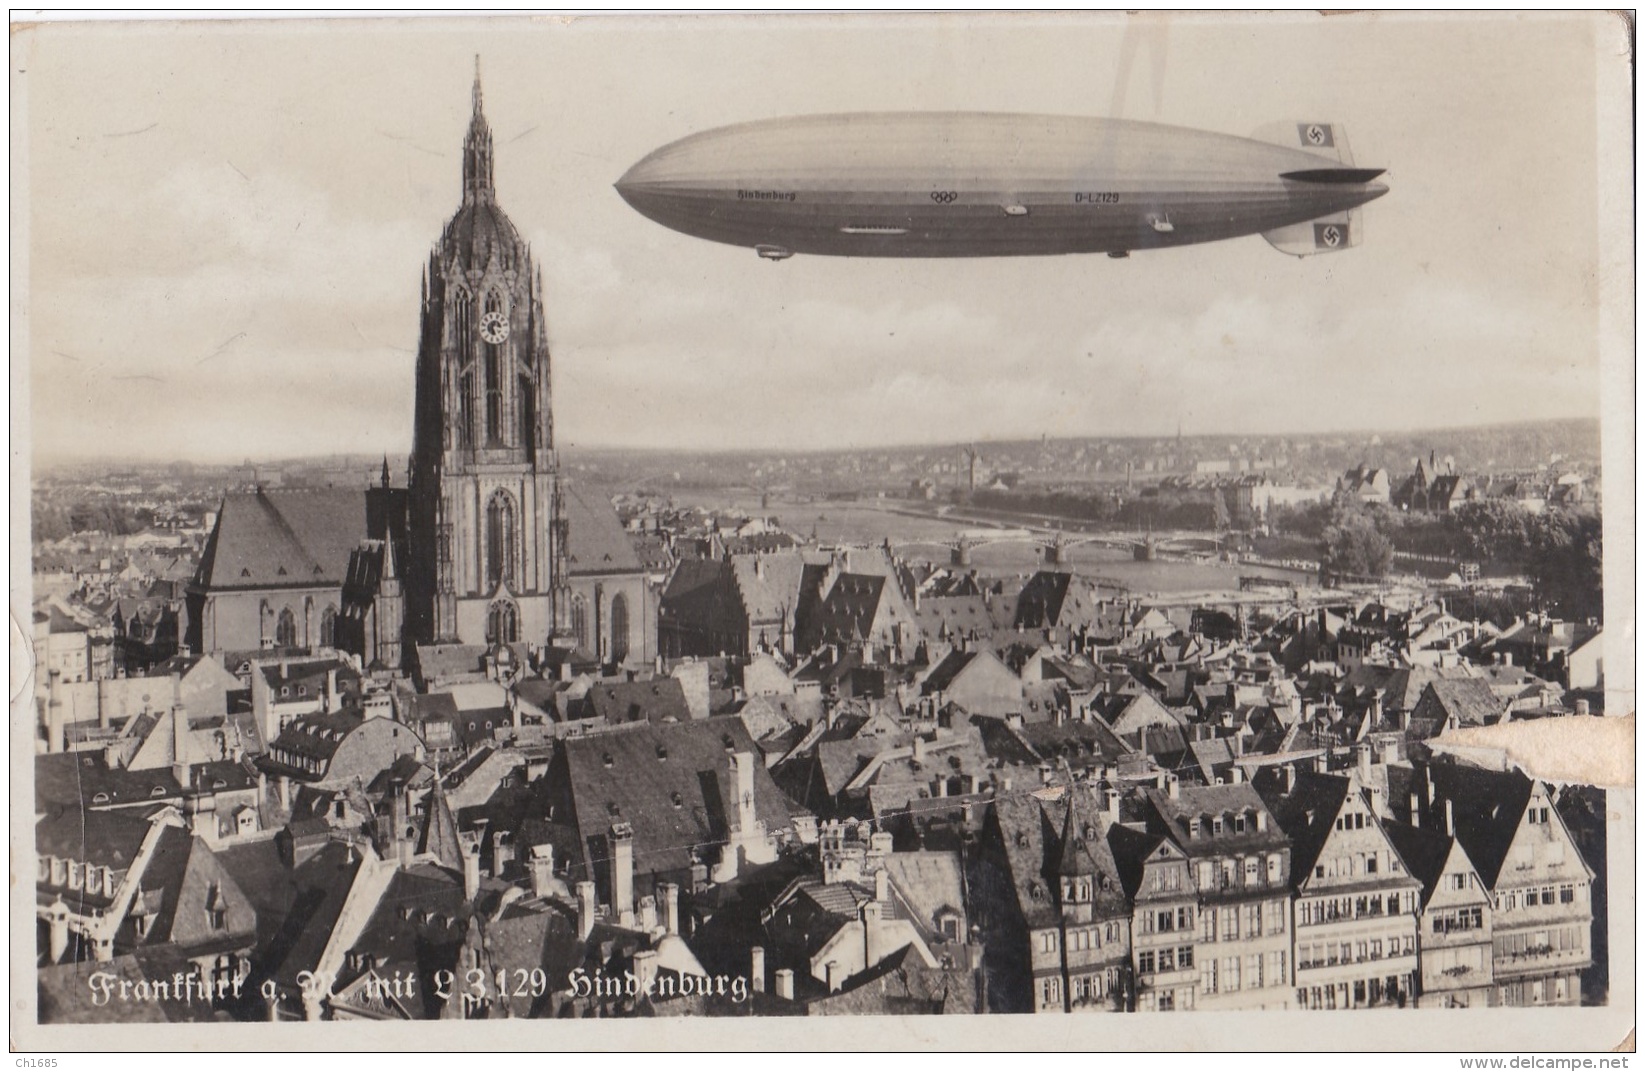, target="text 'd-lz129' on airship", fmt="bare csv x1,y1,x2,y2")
615,113,1388,260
